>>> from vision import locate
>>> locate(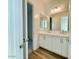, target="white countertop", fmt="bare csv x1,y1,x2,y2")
38,31,69,37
